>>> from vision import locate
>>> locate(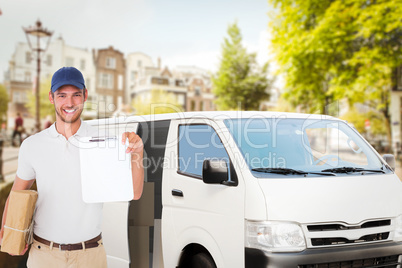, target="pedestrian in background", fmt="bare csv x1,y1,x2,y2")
12,113,23,147
0,67,144,268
